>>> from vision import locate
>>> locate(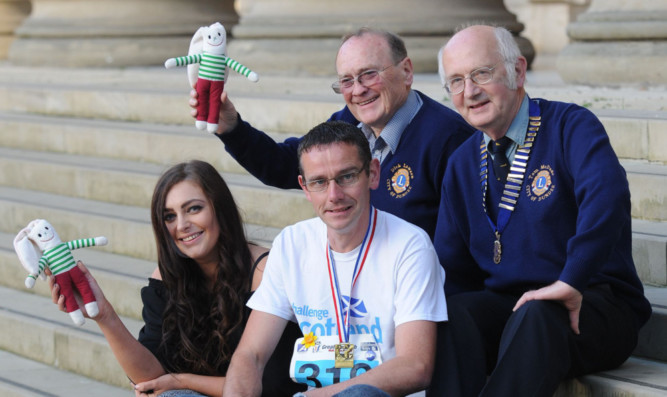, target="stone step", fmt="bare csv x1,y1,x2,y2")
0,110,298,174
0,186,282,263
0,65,340,136
0,231,150,321
0,284,142,389
633,220,667,287
635,286,667,363
0,66,666,164
556,356,667,397
0,146,315,230
4,144,662,226
0,349,130,397
600,110,667,165
0,282,664,396
622,160,667,222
